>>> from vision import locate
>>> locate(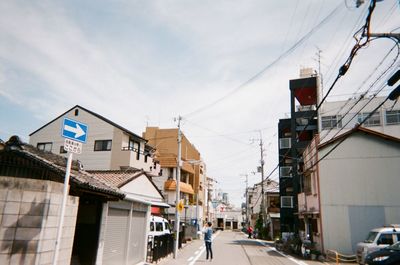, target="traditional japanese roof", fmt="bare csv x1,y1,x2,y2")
88,169,164,198
0,136,124,200
318,126,400,150
29,105,145,142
